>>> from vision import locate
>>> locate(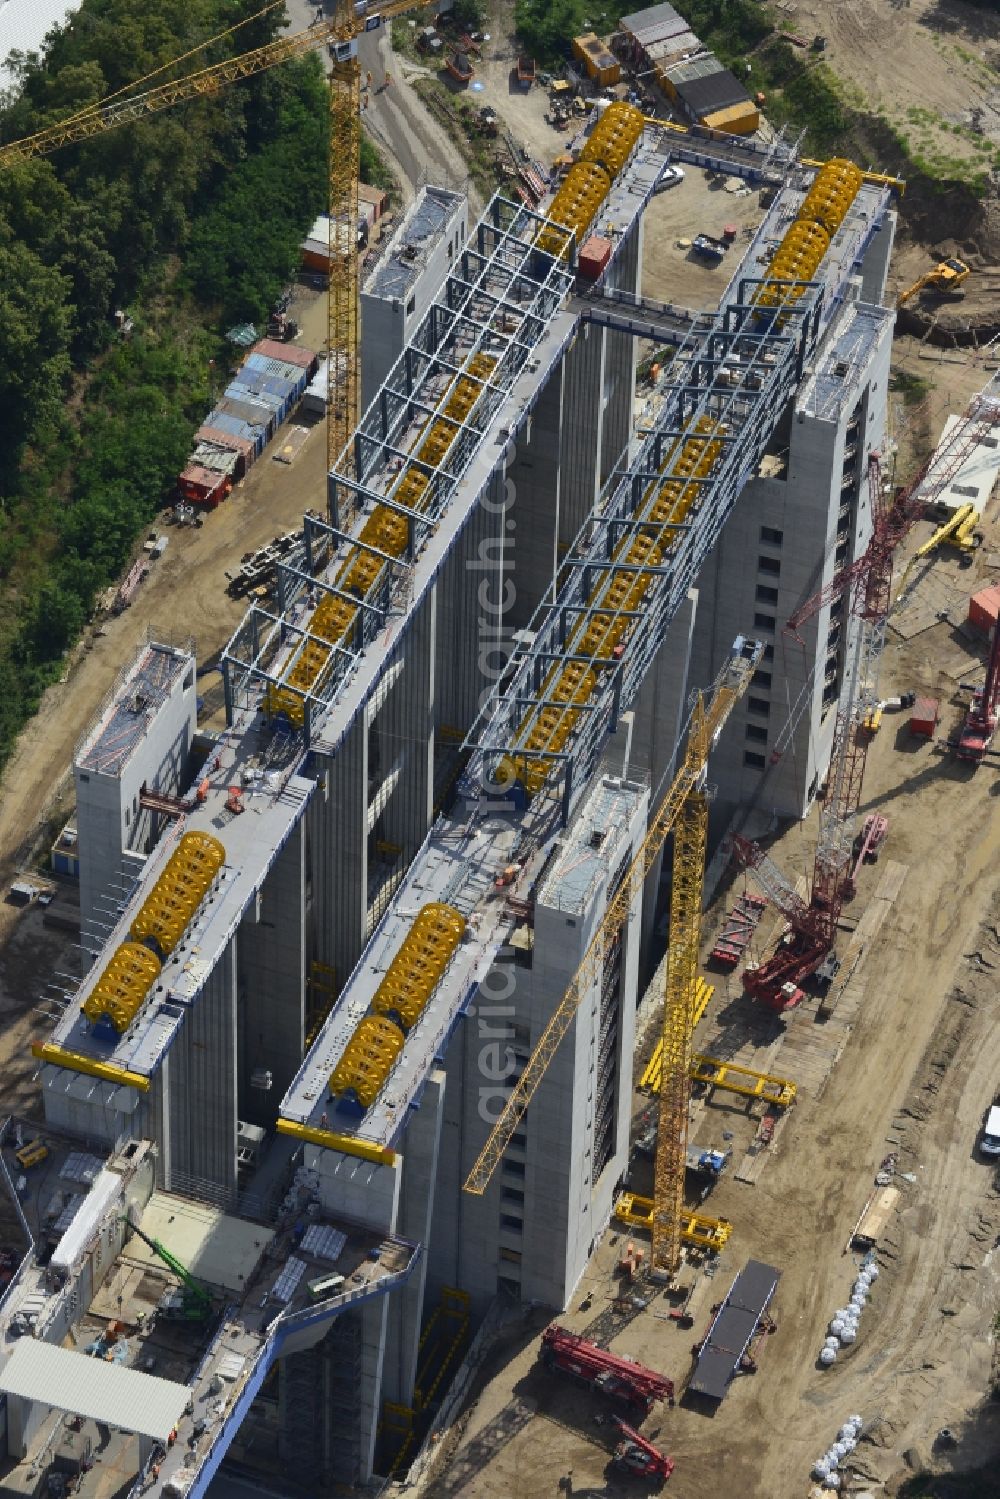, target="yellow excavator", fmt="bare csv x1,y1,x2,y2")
898,257,971,307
